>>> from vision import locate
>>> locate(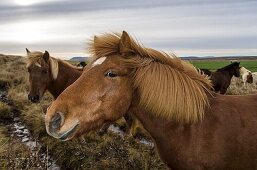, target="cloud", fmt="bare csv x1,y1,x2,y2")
0,0,257,57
